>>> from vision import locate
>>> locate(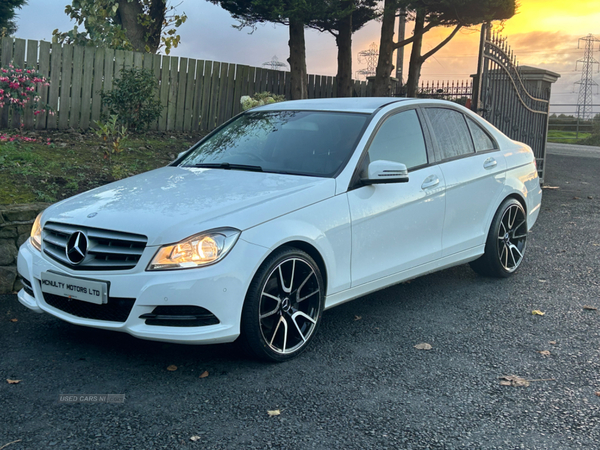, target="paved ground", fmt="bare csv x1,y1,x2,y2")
1,149,600,449
546,142,600,159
